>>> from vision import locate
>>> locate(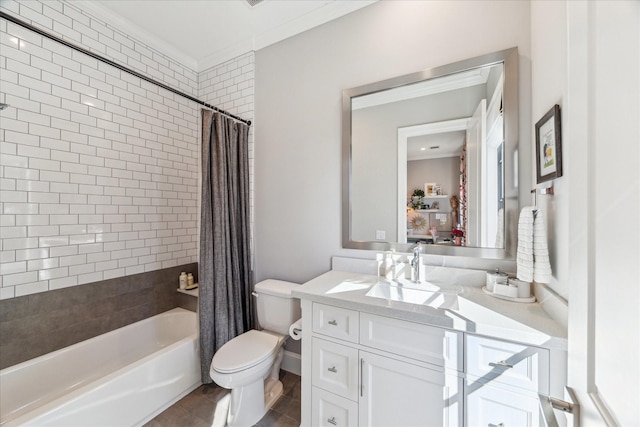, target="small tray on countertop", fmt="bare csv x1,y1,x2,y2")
482,286,536,303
